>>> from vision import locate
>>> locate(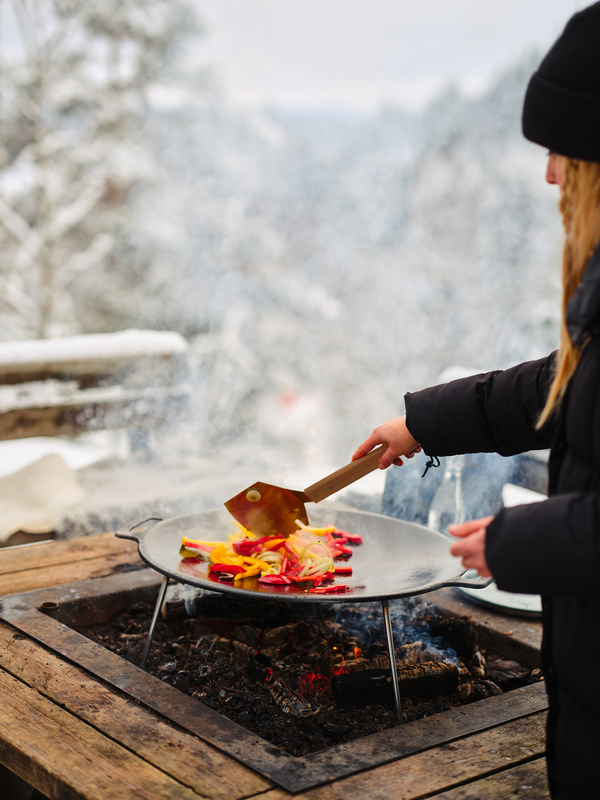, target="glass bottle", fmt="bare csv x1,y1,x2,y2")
427,454,466,537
